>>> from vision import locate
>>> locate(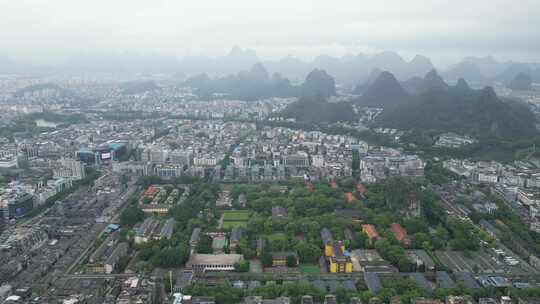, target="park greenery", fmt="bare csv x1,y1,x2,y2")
119,180,219,271
119,205,145,227
220,177,483,273
112,173,540,302
0,111,88,139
